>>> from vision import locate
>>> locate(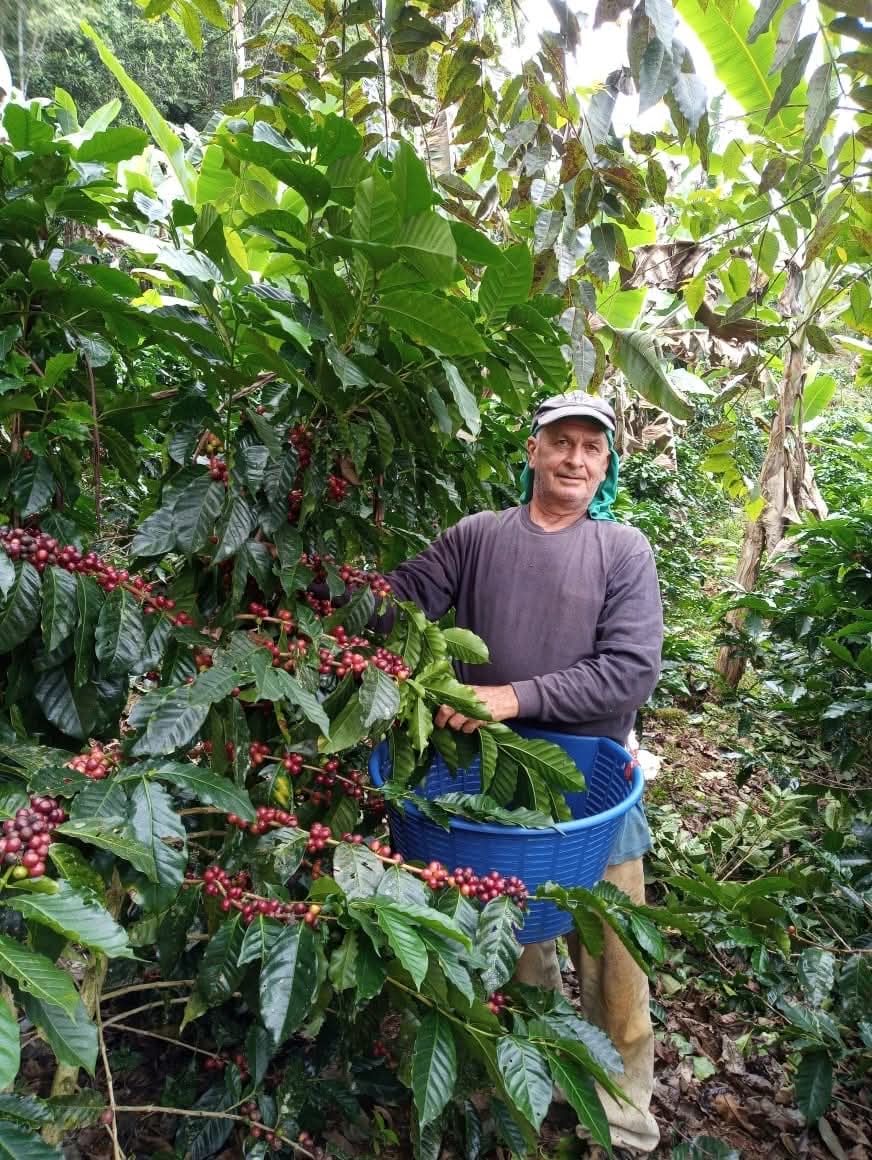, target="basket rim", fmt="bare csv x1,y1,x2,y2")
368,730,644,838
